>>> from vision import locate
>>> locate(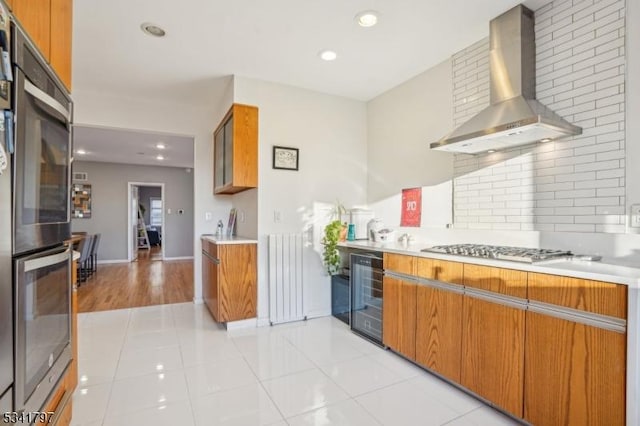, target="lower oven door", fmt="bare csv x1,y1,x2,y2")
14,246,71,414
